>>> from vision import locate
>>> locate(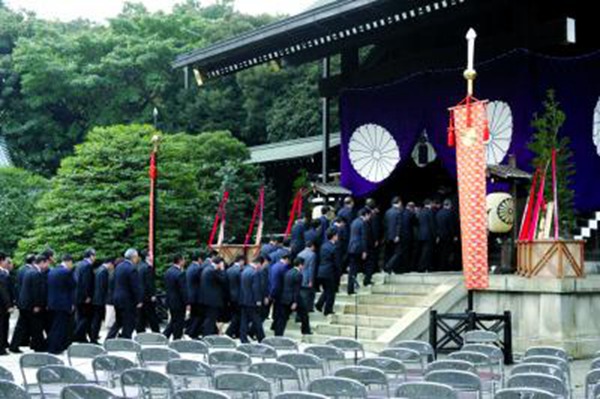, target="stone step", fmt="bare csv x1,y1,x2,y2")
370,284,437,295
341,304,415,318
330,314,397,329
384,272,463,285
315,323,387,340
356,294,424,307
